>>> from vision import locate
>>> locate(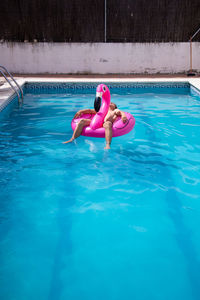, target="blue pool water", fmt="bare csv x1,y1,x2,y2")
0,83,200,300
